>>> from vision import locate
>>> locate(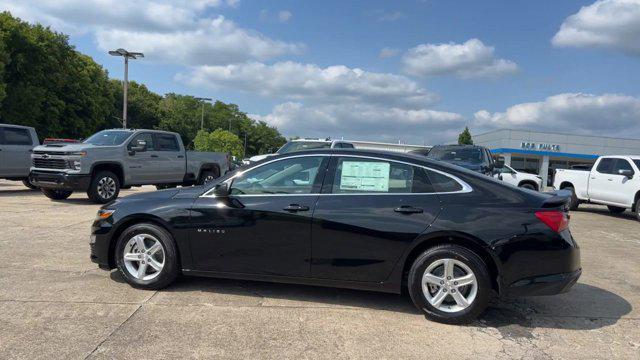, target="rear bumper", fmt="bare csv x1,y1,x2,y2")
503,268,581,297
29,171,91,191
